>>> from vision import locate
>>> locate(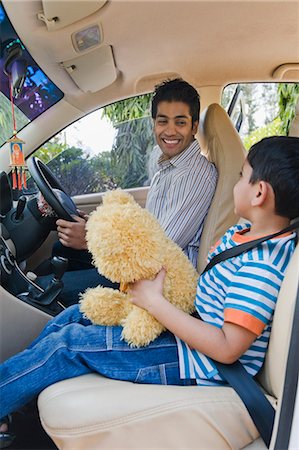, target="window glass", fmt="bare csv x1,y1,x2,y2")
222,83,299,150
27,94,157,196
0,2,64,147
